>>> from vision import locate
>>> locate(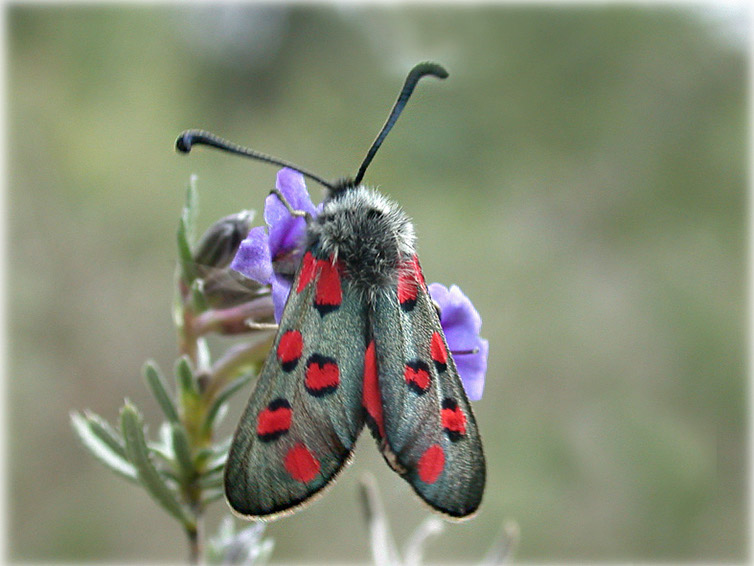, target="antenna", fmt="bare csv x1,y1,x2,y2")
176,62,448,193
175,129,336,191
352,62,448,187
